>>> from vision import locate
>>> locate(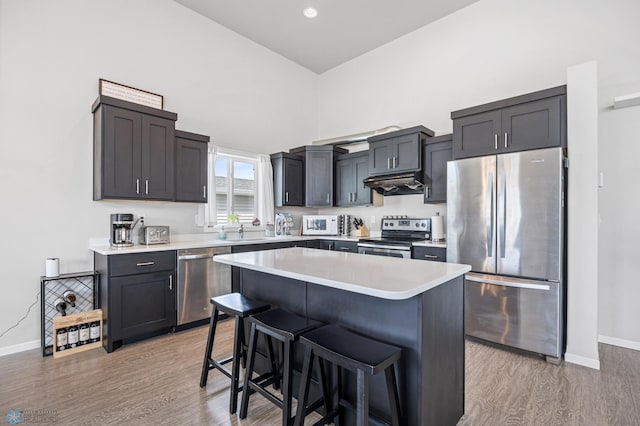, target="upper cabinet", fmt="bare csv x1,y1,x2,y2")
423,134,452,204
93,96,177,201
175,130,209,203
335,151,371,206
367,126,434,176
451,86,566,159
289,145,348,207
271,152,304,207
